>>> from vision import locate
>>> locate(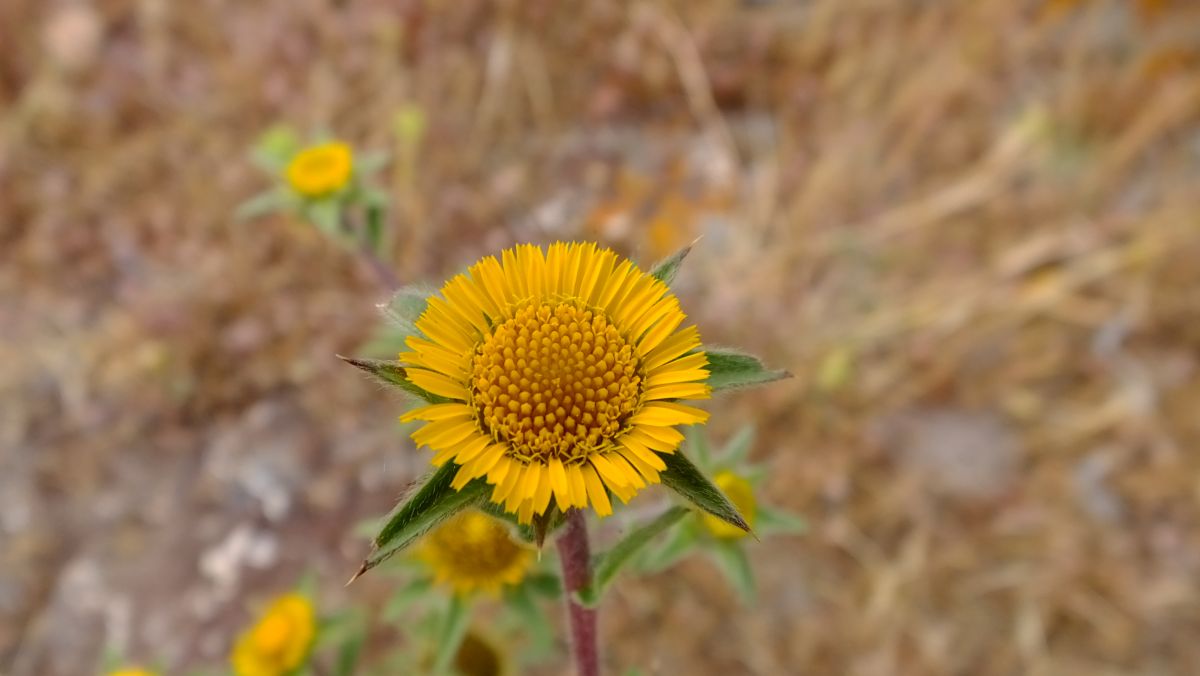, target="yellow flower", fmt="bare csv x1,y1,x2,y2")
400,242,711,523
419,510,533,595
108,669,157,676
454,630,510,676
231,593,316,676
285,142,353,197
702,471,756,539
